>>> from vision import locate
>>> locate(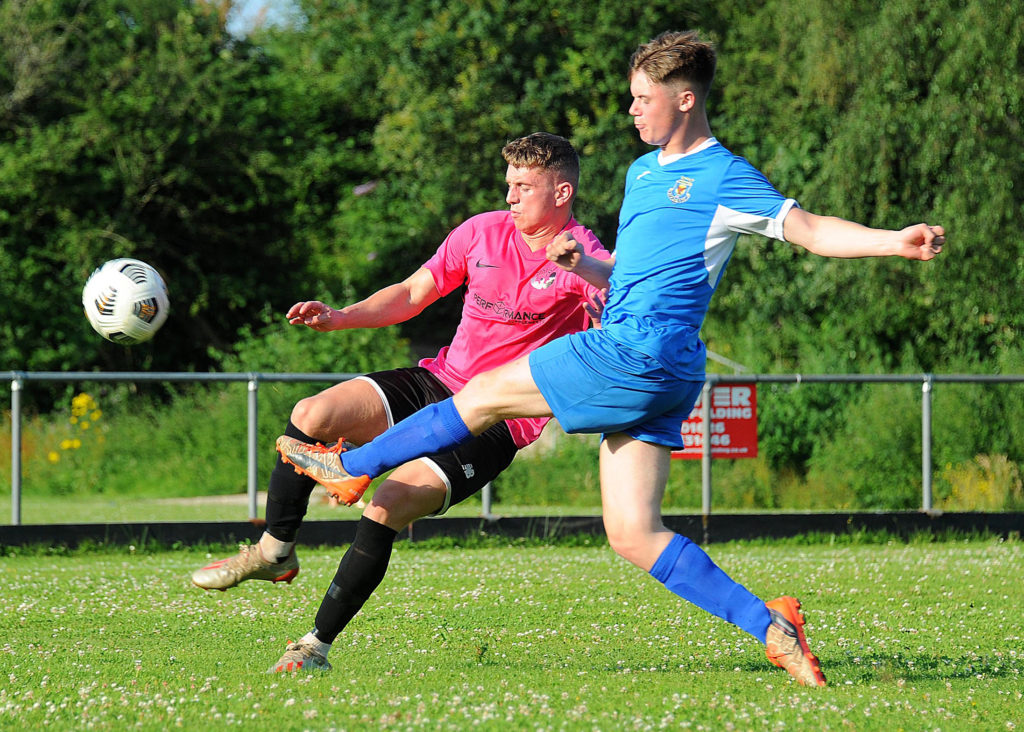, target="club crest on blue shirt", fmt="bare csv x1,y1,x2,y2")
667,175,694,204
